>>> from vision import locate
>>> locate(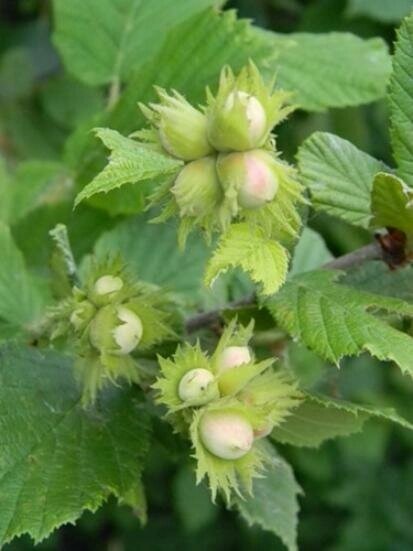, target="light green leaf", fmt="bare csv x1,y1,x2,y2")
370,172,413,239
53,0,220,86
234,441,300,551
0,223,49,329
290,227,332,276
298,131,387,228
347,0,413,23
267,270,413,377
89,214,210,304
272,394,413,448
74,129,182,207
0,344,151,545
264,32,392,112
205,223,289,296
390,13,413,186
